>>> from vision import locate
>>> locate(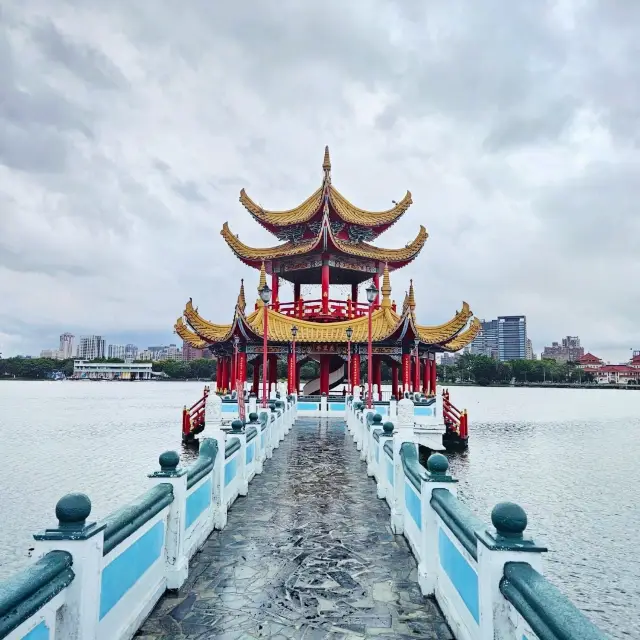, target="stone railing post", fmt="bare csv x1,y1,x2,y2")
475,503,547,639
247,412,264,474
377,421,394,499
391,396,414,533
203,393,227,529
367,414,383,476
33,493,105,639
229,420,248,496
320,392,328,416
389,397,397,420
258,409,272,459
148,451,188,589
419,453,458,595
248,393,257,414
269,403,279,449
